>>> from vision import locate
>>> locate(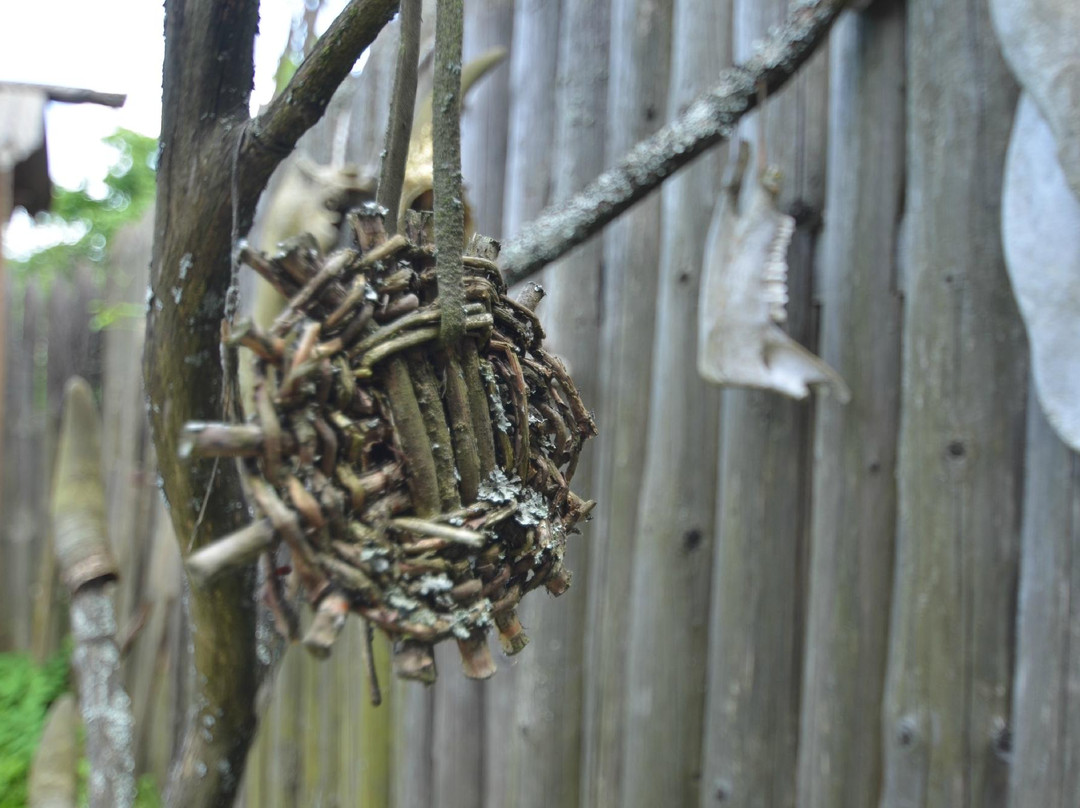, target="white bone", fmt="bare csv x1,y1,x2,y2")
697,145,850,402
989,0,1080,198
1002,93,1080,451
